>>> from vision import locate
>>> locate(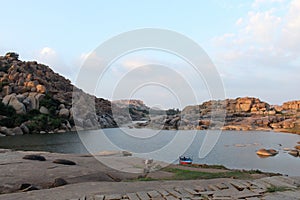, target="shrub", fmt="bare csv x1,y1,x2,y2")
39,94,60,115
0,102,16,116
